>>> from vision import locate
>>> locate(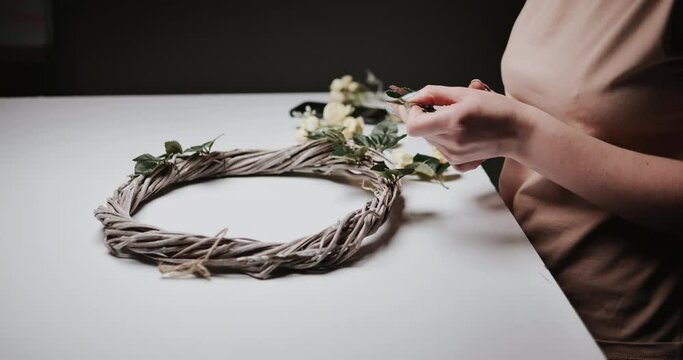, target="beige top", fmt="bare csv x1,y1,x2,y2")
500,1,682,359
